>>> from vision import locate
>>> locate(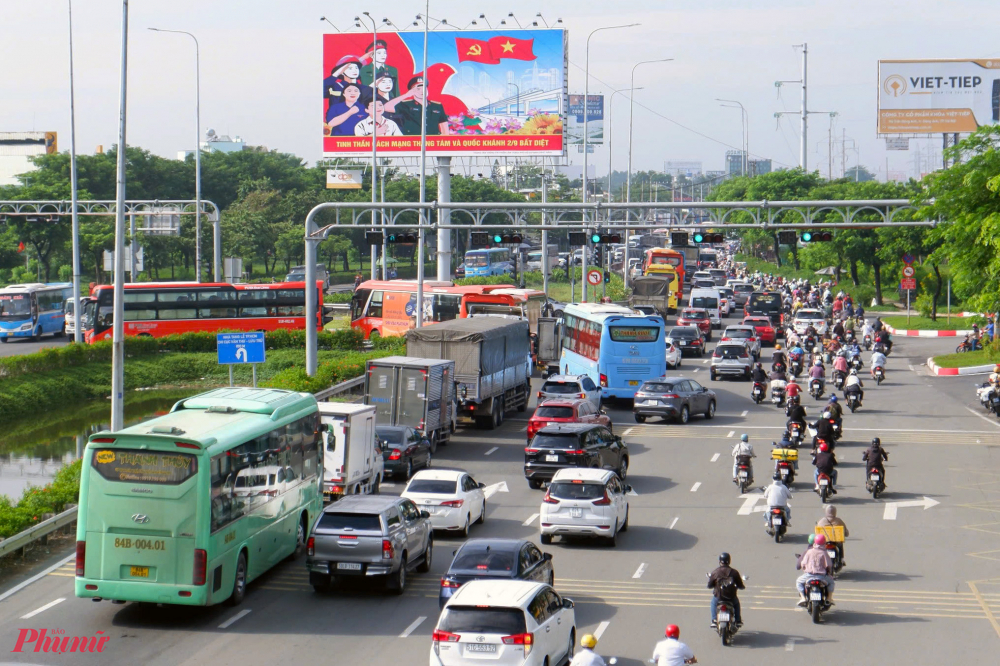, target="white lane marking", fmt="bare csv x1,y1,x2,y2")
523,513,539,526
710,453,721,462
964,406,1000,429
702,359,709,364
485,447,499,456
399,616,427,638
632,563,647,579
693,368,700,373
483,481,508,499
622,427,634,436
218,609,252,629
690,482,701,492
626,486,639,496
0,553,74,603
668,516,679,529
883,497,940,520
20,598,65,619
594,621,611,640
786,638,799,651
738,492,765,515
727,430,735,438
741,410,748,417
